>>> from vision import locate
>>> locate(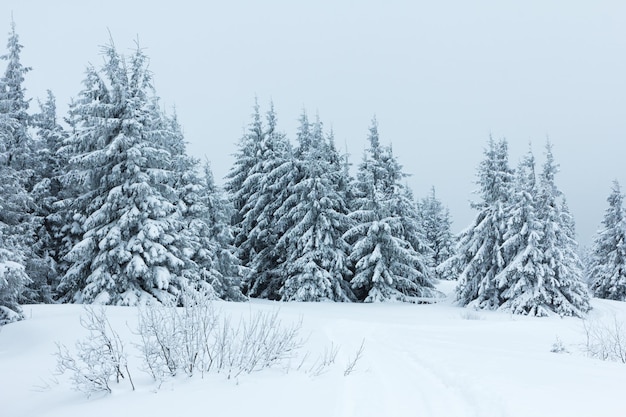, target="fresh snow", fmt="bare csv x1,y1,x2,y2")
2,281,626,417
